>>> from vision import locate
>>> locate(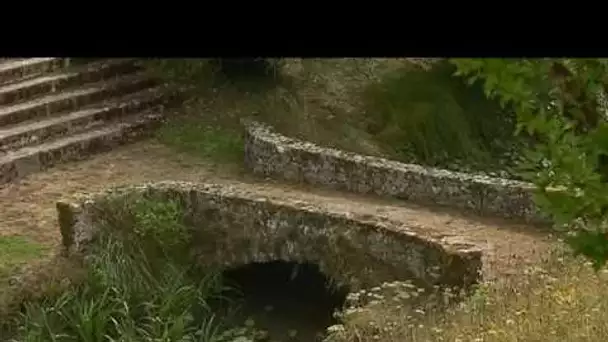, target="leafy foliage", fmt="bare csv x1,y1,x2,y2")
451,58,608,268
